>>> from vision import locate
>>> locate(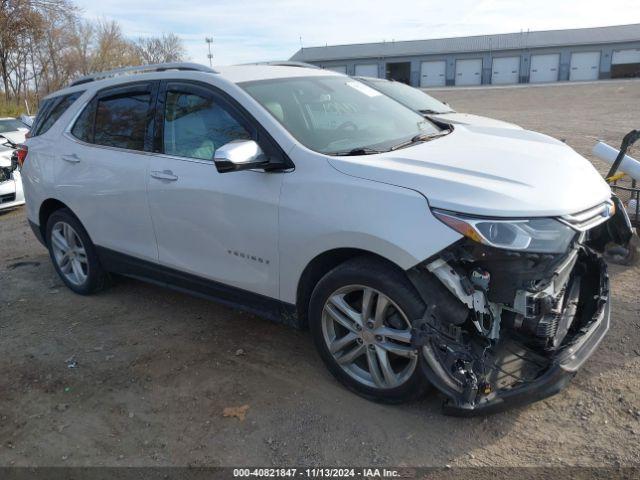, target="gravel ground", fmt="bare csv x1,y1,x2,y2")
1,80,639,468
